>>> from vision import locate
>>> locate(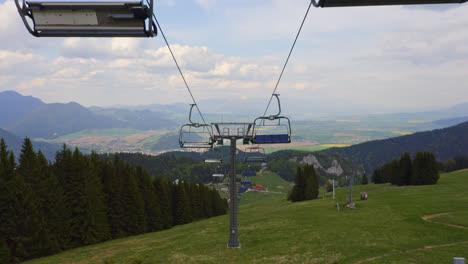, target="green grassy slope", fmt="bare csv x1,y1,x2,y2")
24,170,468,264
238,170,293,205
